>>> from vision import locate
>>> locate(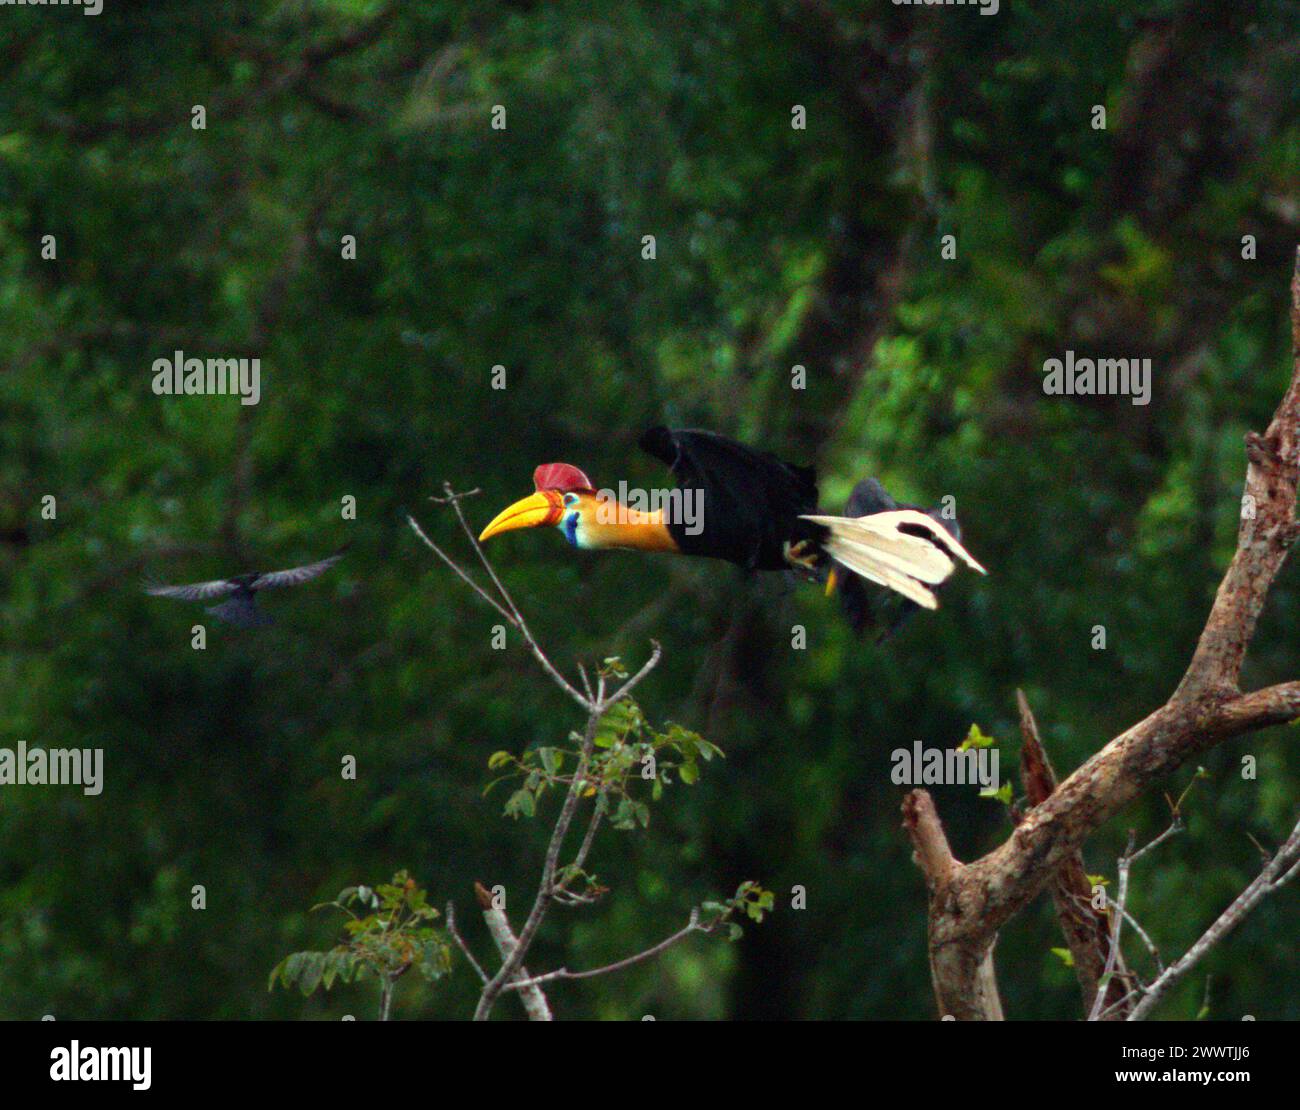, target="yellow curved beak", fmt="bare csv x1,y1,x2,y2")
824,567,839,597
479,491,562,542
